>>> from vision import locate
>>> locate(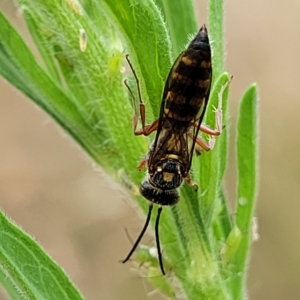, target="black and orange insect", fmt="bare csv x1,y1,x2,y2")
122,25,222,275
